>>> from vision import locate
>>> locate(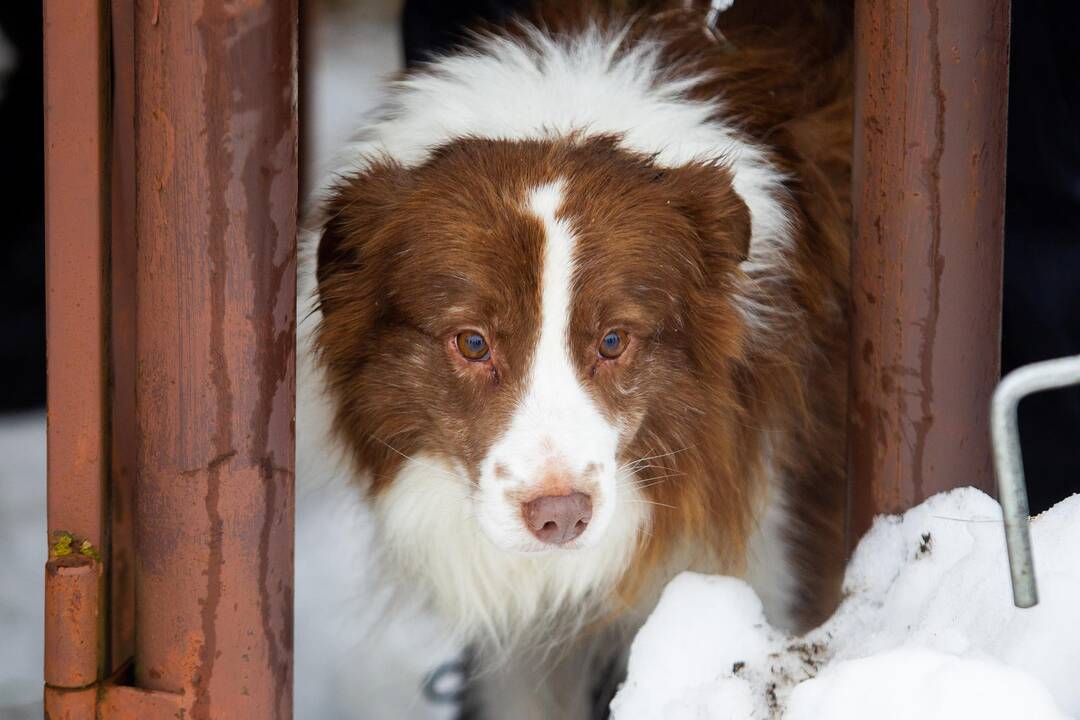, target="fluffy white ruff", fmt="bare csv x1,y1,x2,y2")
374,455,649,650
